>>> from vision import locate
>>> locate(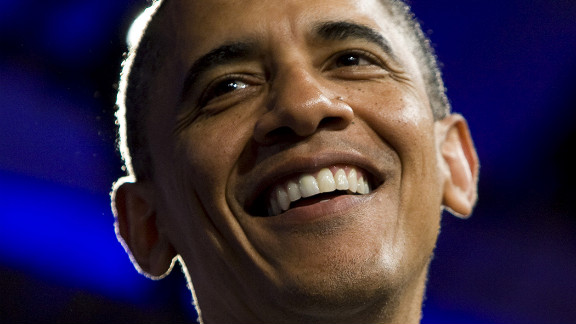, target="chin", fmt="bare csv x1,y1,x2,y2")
268,261,404,324
268,241,404,313
256,217,437,323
